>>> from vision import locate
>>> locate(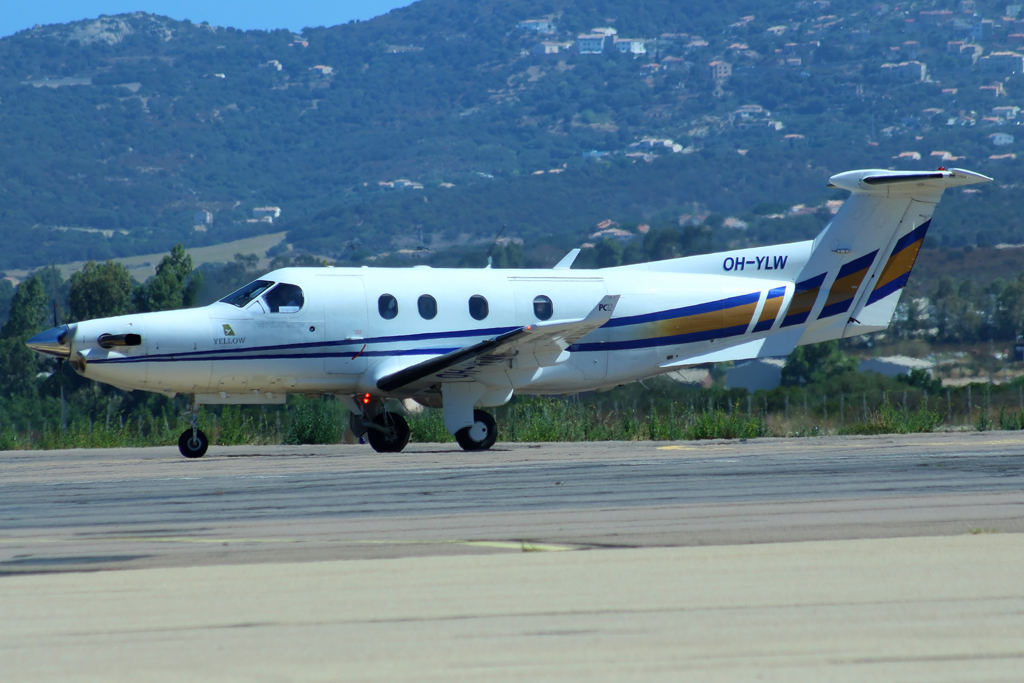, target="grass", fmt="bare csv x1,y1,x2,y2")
5,388,1024,451
406,398,768,443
